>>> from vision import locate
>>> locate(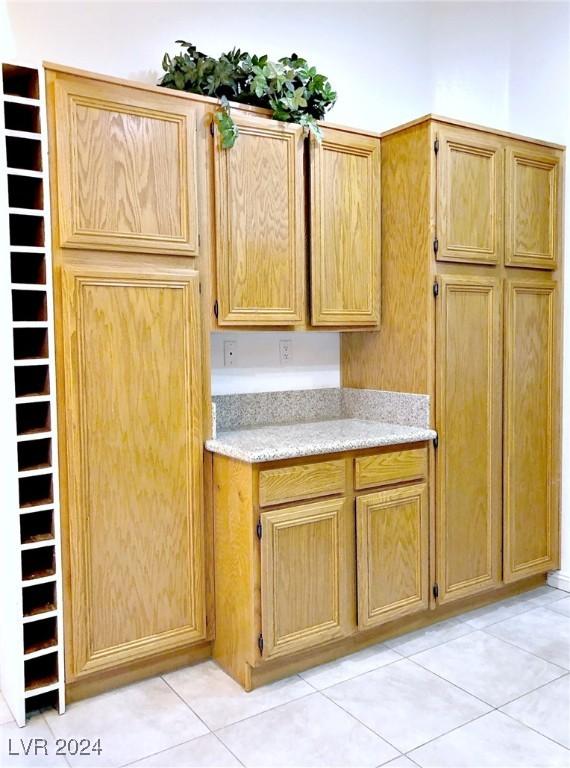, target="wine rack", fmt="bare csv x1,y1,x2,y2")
0,63,64,726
